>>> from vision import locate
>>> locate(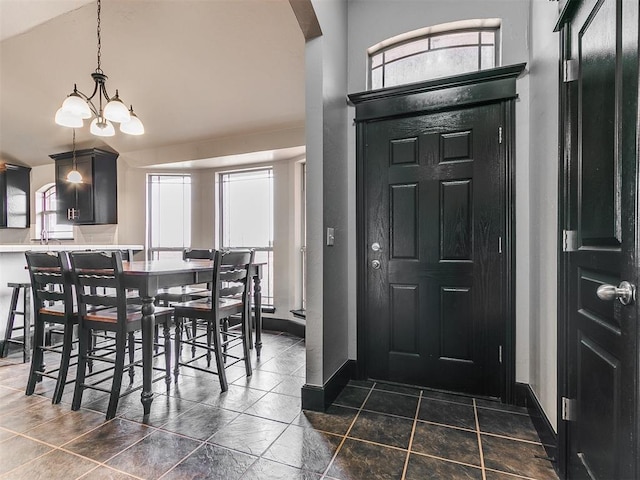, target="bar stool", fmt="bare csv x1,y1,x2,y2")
1,282,32,362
